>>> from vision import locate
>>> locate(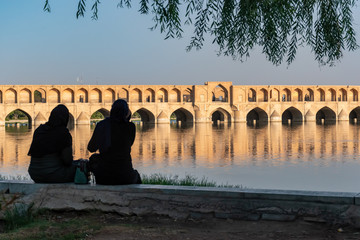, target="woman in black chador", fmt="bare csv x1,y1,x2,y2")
88,99,141,185
28,104,76,183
